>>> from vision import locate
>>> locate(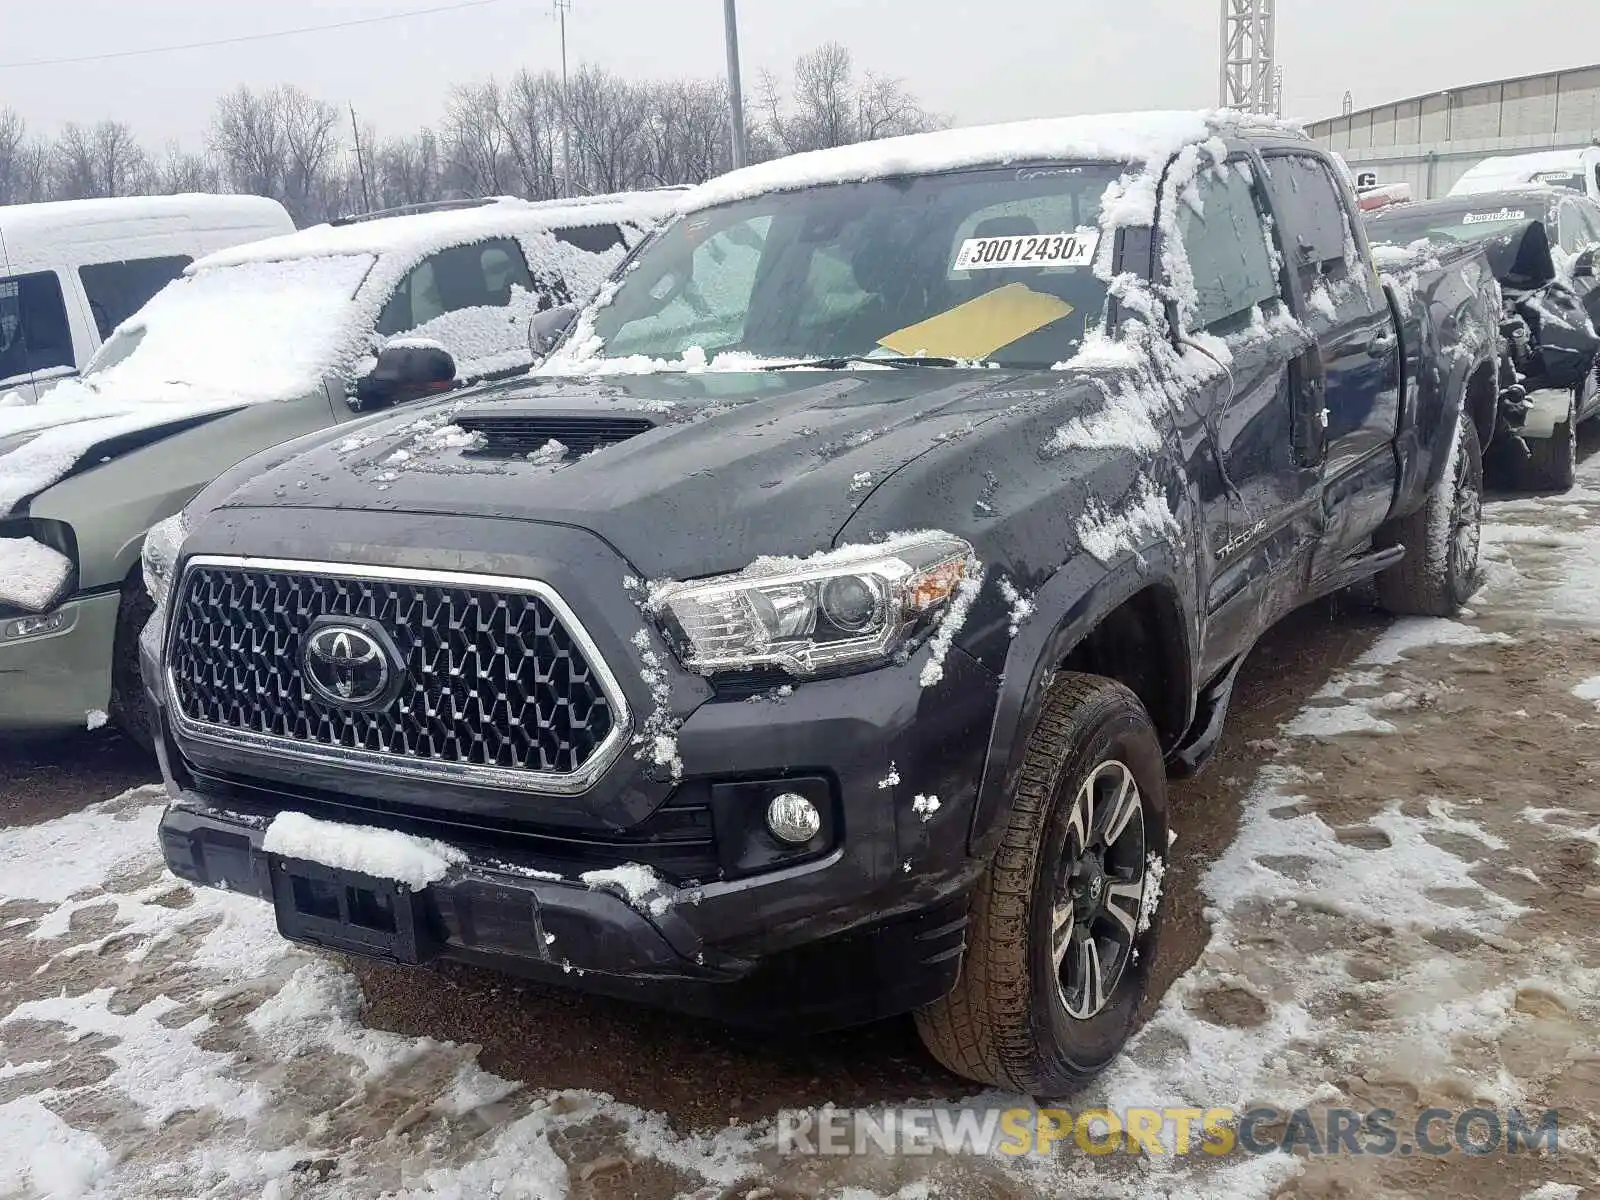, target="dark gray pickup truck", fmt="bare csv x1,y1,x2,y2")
141,111,1500,1091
